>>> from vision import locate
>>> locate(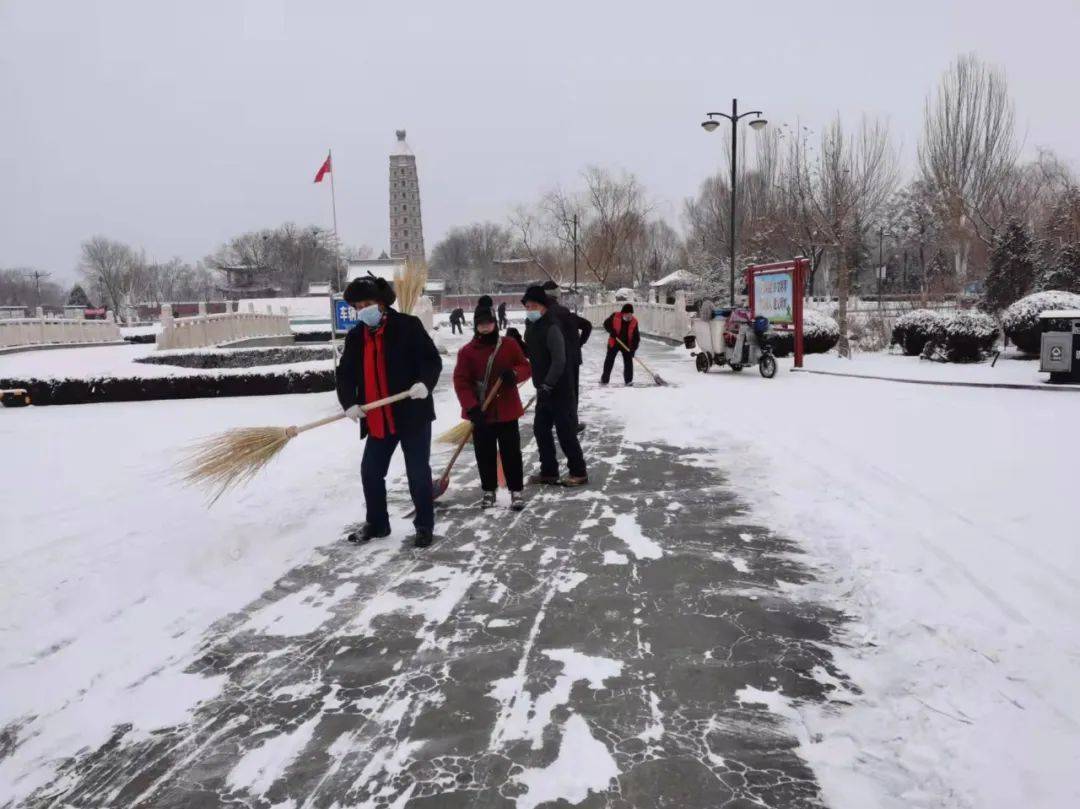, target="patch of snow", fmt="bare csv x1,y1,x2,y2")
610,512,663,560
603,550,629,565
513,713,619,809
226,714,321,795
